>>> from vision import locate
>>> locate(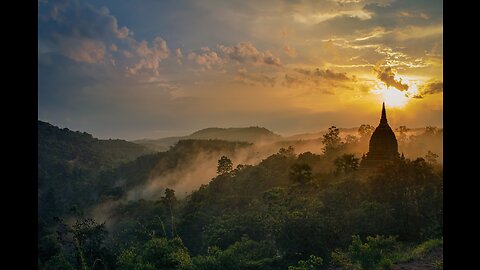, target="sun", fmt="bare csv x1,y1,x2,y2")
371,84,411,108
382,87,409,108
